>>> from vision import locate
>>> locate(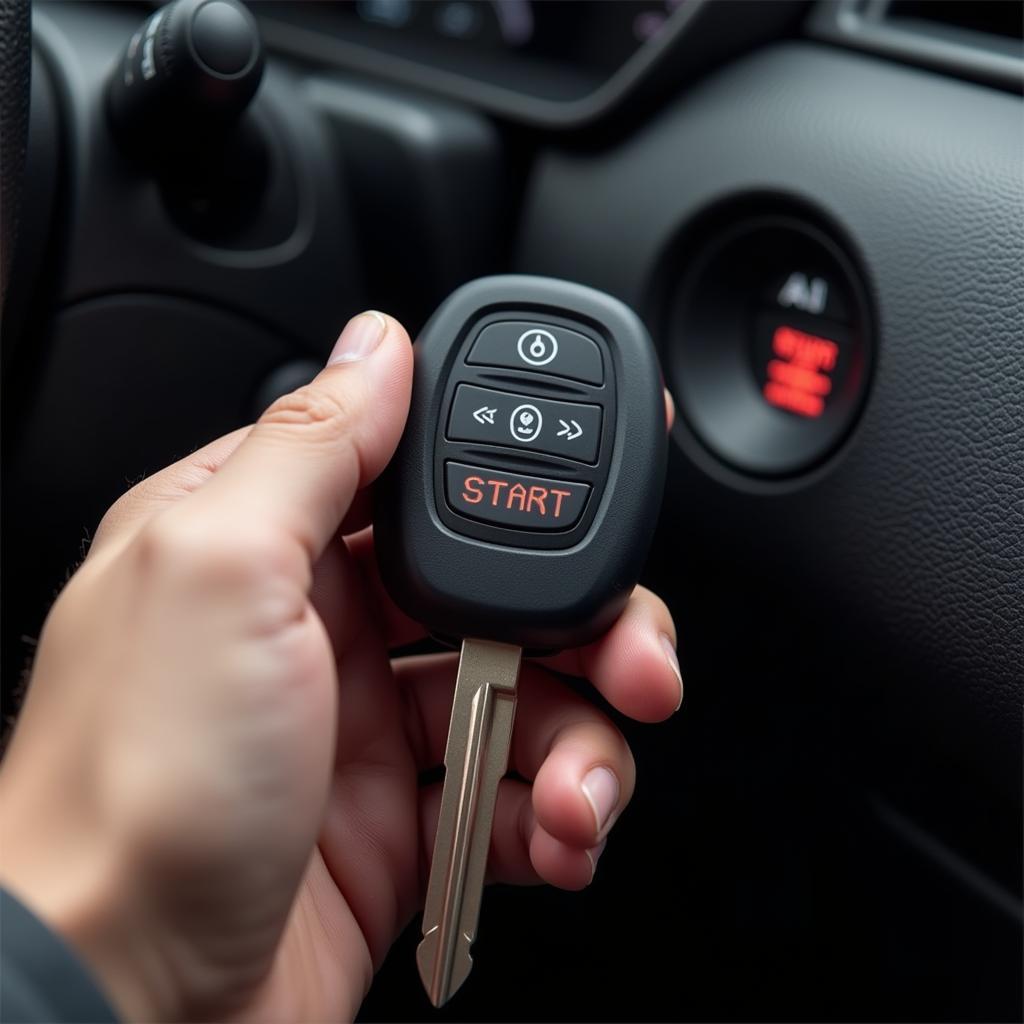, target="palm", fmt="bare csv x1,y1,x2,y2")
239,551,424,1022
